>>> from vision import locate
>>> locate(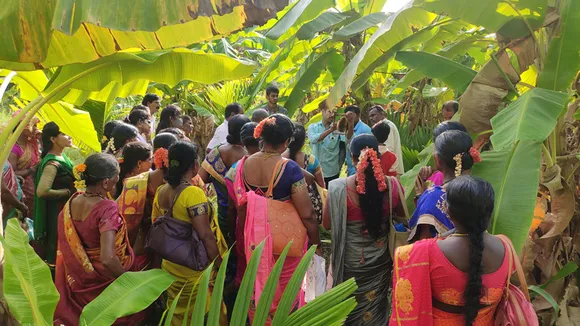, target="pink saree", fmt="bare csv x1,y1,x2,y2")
233,157,304,324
